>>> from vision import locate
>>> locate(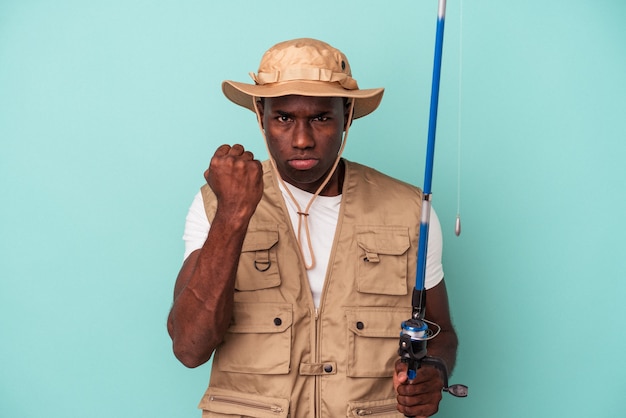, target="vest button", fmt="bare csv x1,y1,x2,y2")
356,321,364,330
273,317,282,326
323,364,333,373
